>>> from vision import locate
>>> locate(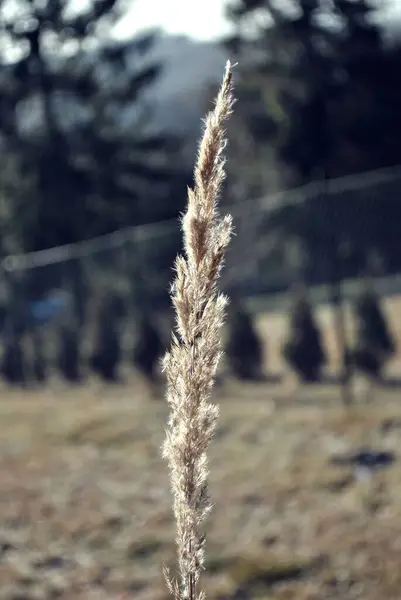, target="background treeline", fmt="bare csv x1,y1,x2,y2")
0,0,401,384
